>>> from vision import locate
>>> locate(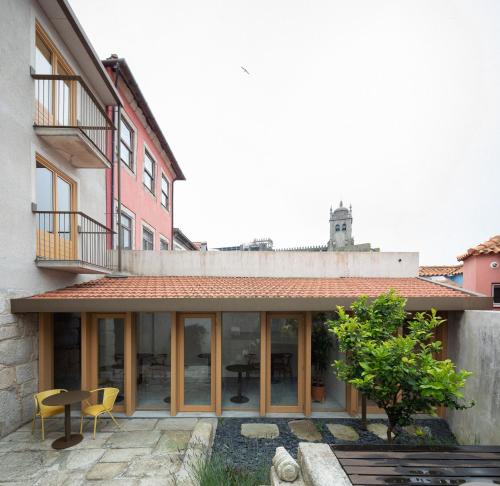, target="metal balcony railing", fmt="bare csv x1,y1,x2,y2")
32,74,114,162
35,211,115,271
